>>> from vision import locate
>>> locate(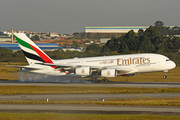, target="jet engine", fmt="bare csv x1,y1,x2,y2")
75,67,92,76
101,69,117,78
